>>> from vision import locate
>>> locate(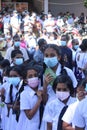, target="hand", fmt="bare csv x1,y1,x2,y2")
44,73,54,86
36,90,43,102
77,91,86,101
